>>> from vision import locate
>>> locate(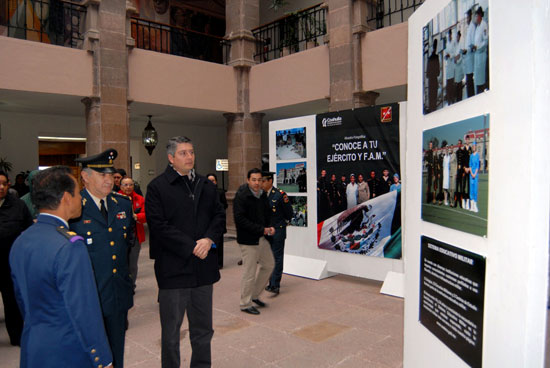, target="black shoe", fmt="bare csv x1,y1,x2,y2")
252,299,266,307
265,286,280,295
237,260,243,266
241,306,260,315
